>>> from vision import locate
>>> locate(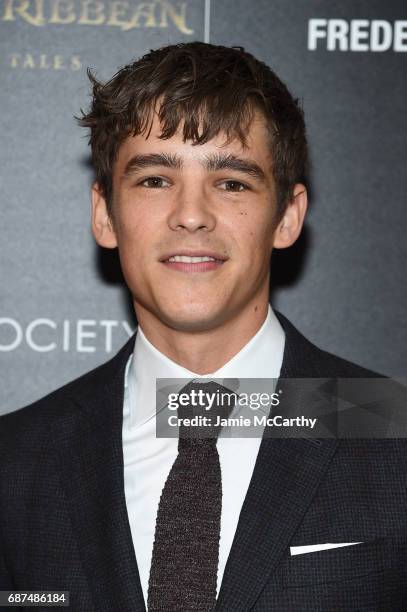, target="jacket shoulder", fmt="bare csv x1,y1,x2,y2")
0,334,135,447
316,347,383,378
274,310,384,378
